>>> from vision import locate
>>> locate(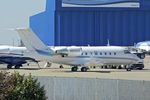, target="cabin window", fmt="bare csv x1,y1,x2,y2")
85,52,88,55
21,51,24,54
81,52,84,55
100,52,102,55
109,52,111,55
95,52,98,55
90,52,93,55
105,53,107,55
114,52,116,55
